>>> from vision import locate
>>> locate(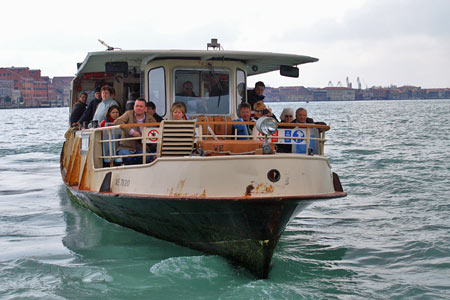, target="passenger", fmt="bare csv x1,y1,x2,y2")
78,86,102,126
253,101,267,120
171,102,186,120
177,81,196,97
114,98,156,165
100,105,120,127
233,102,254,140
70,92,88,126
280,107,294,123
253,101,279,121
247,81,265,110
145,101,163,122
277,108,295,153
293,107,314,124
92,85,119,124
